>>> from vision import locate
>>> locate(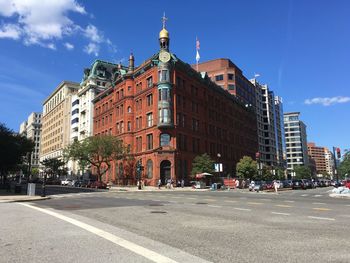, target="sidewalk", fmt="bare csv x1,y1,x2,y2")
108,186,208,192
0,190,50,203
